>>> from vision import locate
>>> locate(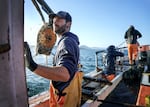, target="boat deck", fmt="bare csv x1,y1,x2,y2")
100,80,140,107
